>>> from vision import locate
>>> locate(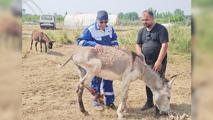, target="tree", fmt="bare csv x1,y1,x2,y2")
126,12,139,21
173,9,185,22
118,12,124,19
118,12,139,21
174,9,184,16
